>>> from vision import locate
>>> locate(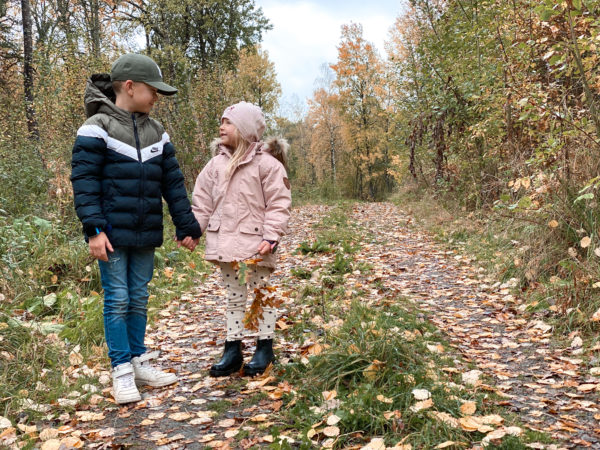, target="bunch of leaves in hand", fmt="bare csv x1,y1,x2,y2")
231,258,263,286
244,285,282,331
